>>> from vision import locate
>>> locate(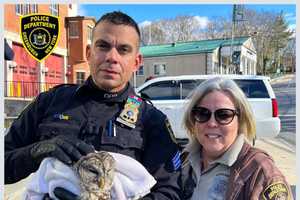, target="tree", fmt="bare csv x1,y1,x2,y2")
268,12,294,72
